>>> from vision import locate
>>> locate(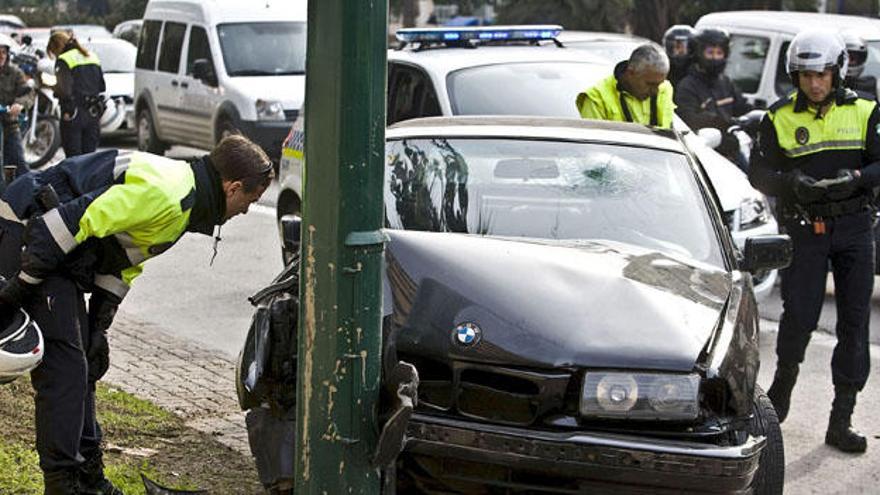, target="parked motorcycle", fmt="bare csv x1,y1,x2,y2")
12,52,62,169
